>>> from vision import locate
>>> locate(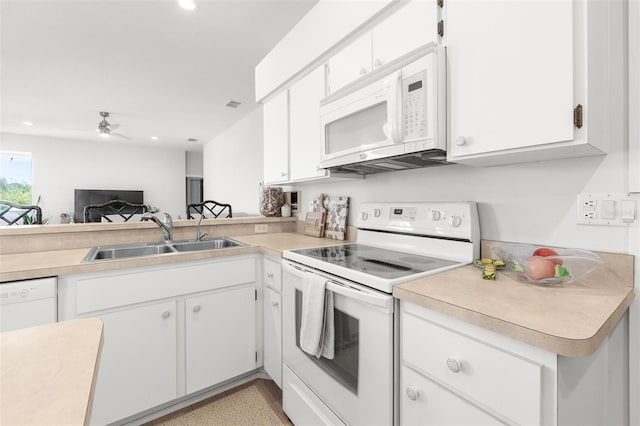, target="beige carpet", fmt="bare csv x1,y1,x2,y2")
154,384,286,426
